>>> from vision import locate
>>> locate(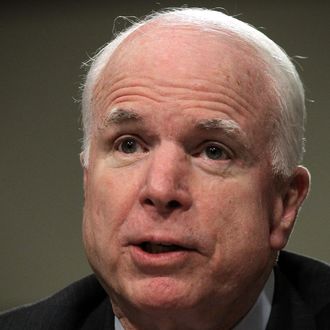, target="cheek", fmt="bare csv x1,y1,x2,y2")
85,165,139,223
197,176,273,259
83,168,136,261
